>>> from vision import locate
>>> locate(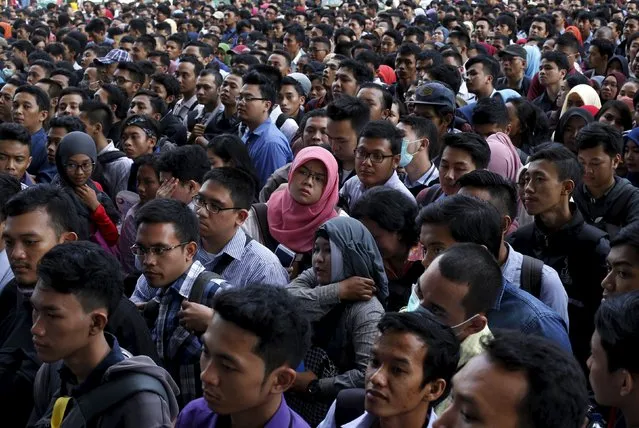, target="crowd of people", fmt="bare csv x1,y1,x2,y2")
1,0,639,426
